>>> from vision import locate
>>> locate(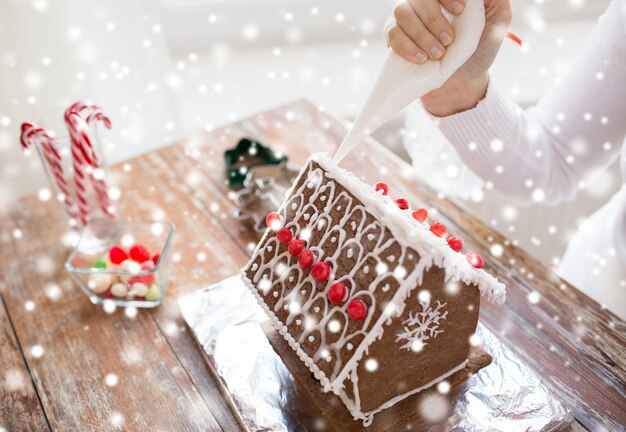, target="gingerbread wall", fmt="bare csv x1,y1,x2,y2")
341,265,481,413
